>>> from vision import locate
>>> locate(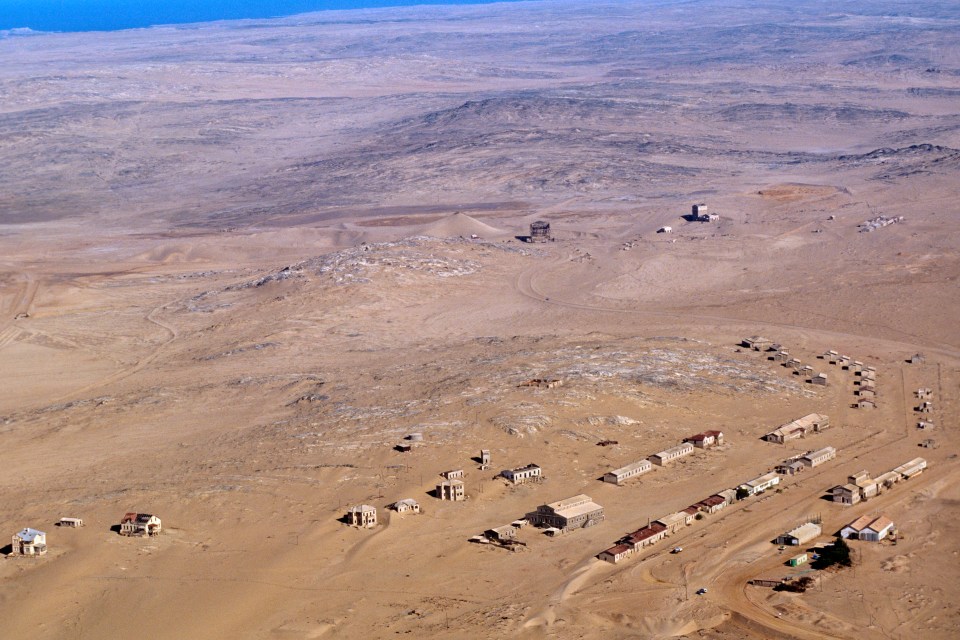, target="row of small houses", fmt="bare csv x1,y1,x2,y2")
597,465,796,564
819,349,880,408
8,513,161,558
742,337,828,386
832,458,927,505
349,460,547,528
602,431,723,485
